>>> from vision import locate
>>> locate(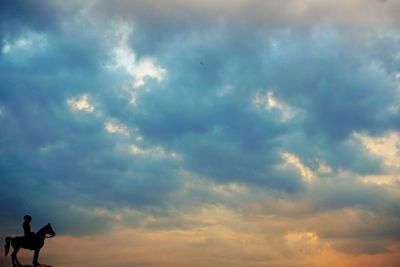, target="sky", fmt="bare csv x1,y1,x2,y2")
1,0,400,266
